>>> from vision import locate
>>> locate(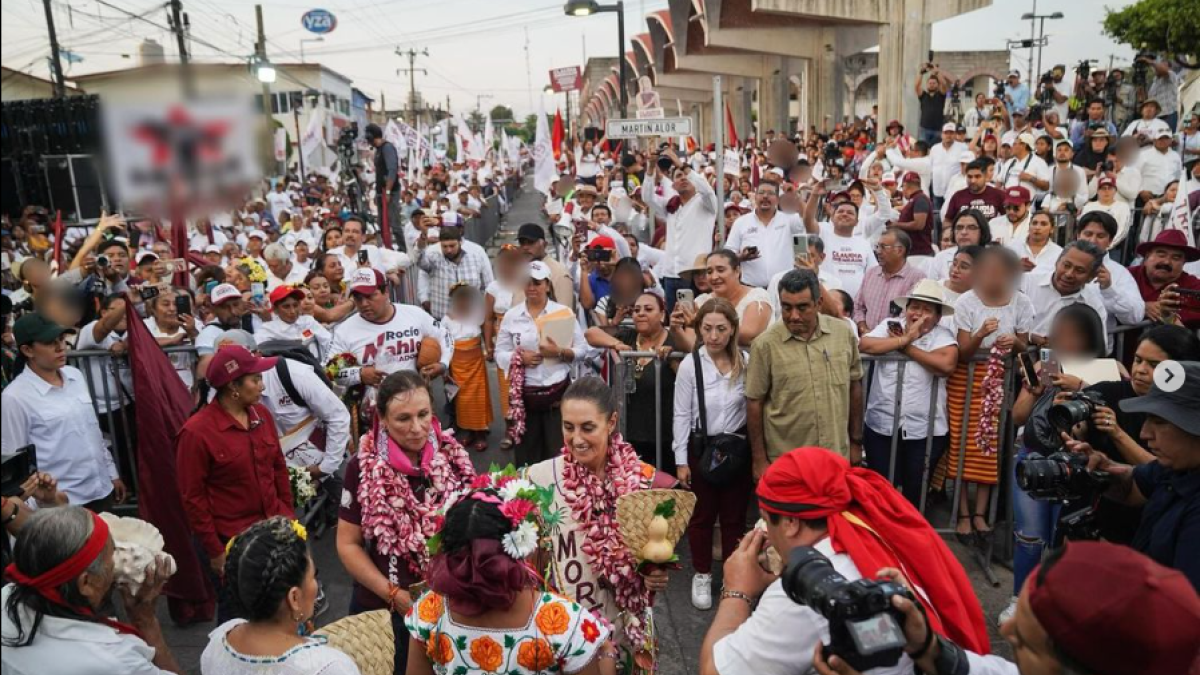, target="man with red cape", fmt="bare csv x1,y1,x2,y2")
699,446,988,675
